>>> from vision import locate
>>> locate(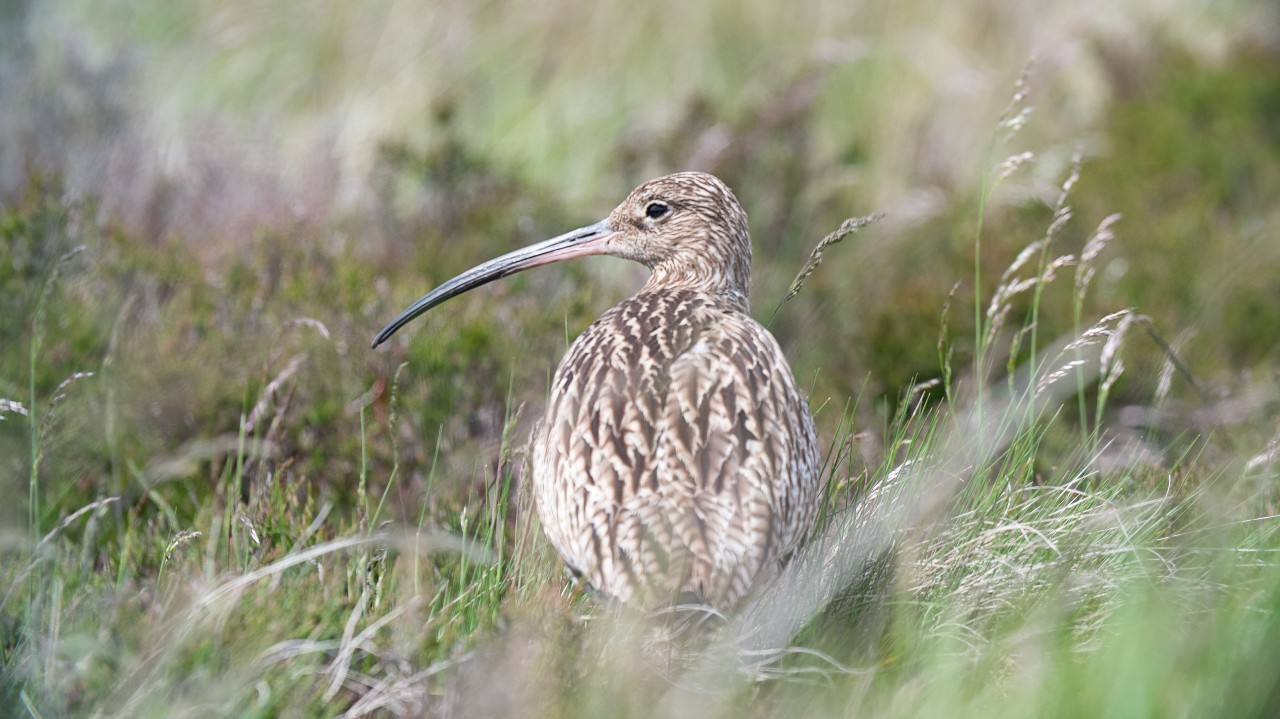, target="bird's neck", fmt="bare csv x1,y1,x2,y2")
640,260,750,314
